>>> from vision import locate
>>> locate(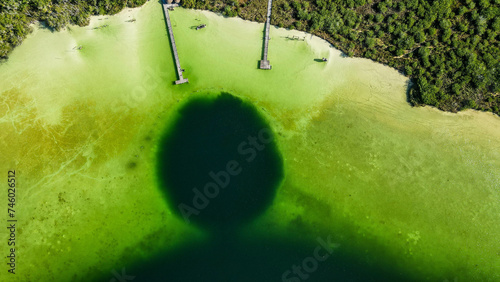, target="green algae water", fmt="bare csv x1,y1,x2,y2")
0,1,500,281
